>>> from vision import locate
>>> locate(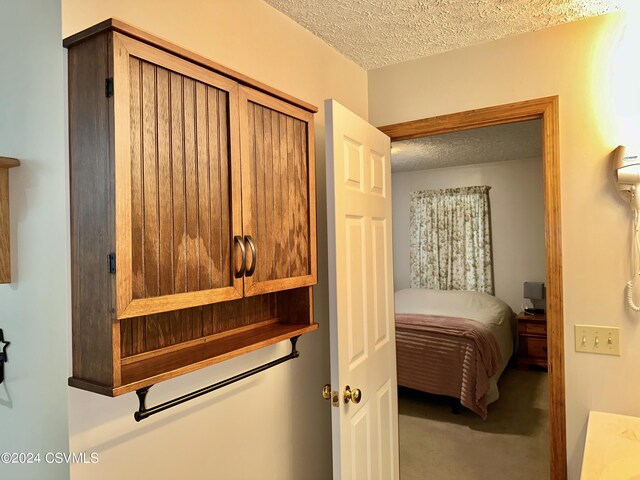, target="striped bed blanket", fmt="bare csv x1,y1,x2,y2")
395,313,503,419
